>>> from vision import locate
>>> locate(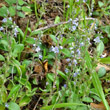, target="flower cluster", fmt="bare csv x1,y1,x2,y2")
51,46,59,53
0,17,19,37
